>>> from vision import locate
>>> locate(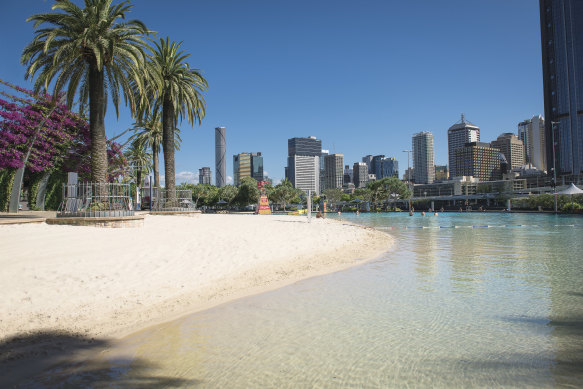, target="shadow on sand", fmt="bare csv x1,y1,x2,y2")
0,331,197,388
